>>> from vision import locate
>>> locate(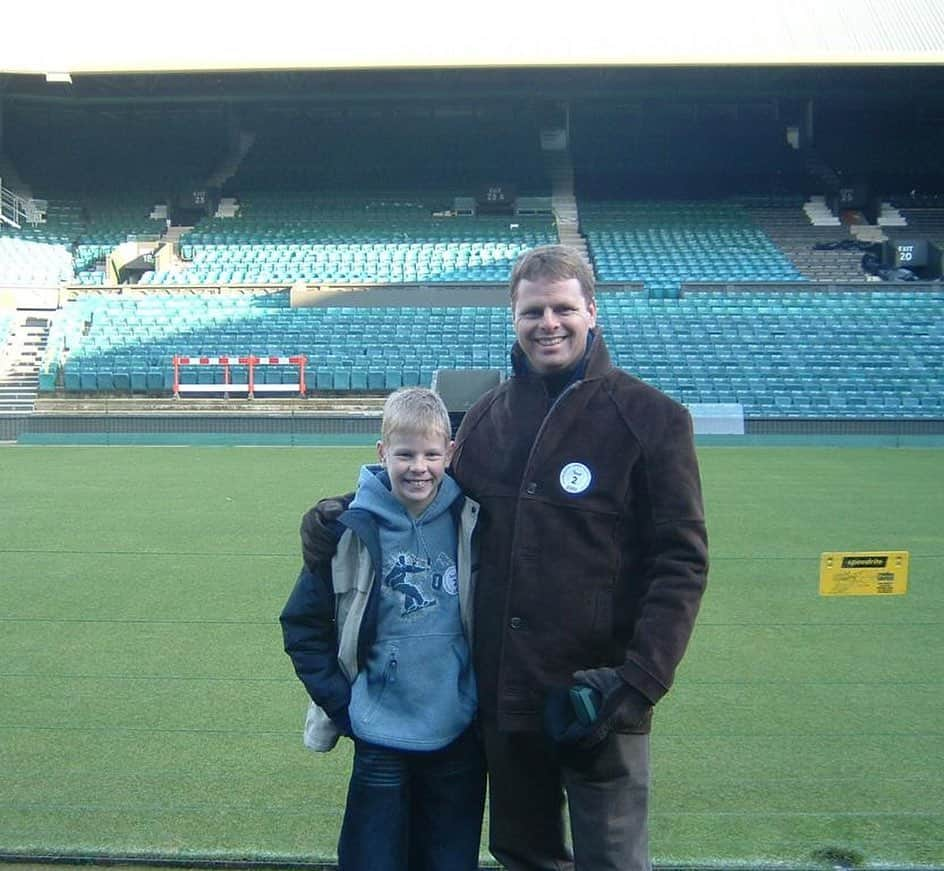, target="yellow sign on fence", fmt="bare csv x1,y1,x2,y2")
819,551,909,596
